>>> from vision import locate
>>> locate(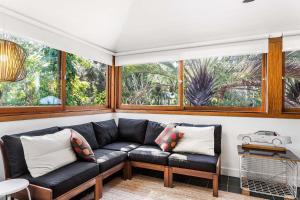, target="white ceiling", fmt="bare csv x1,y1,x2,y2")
1,0,300,53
